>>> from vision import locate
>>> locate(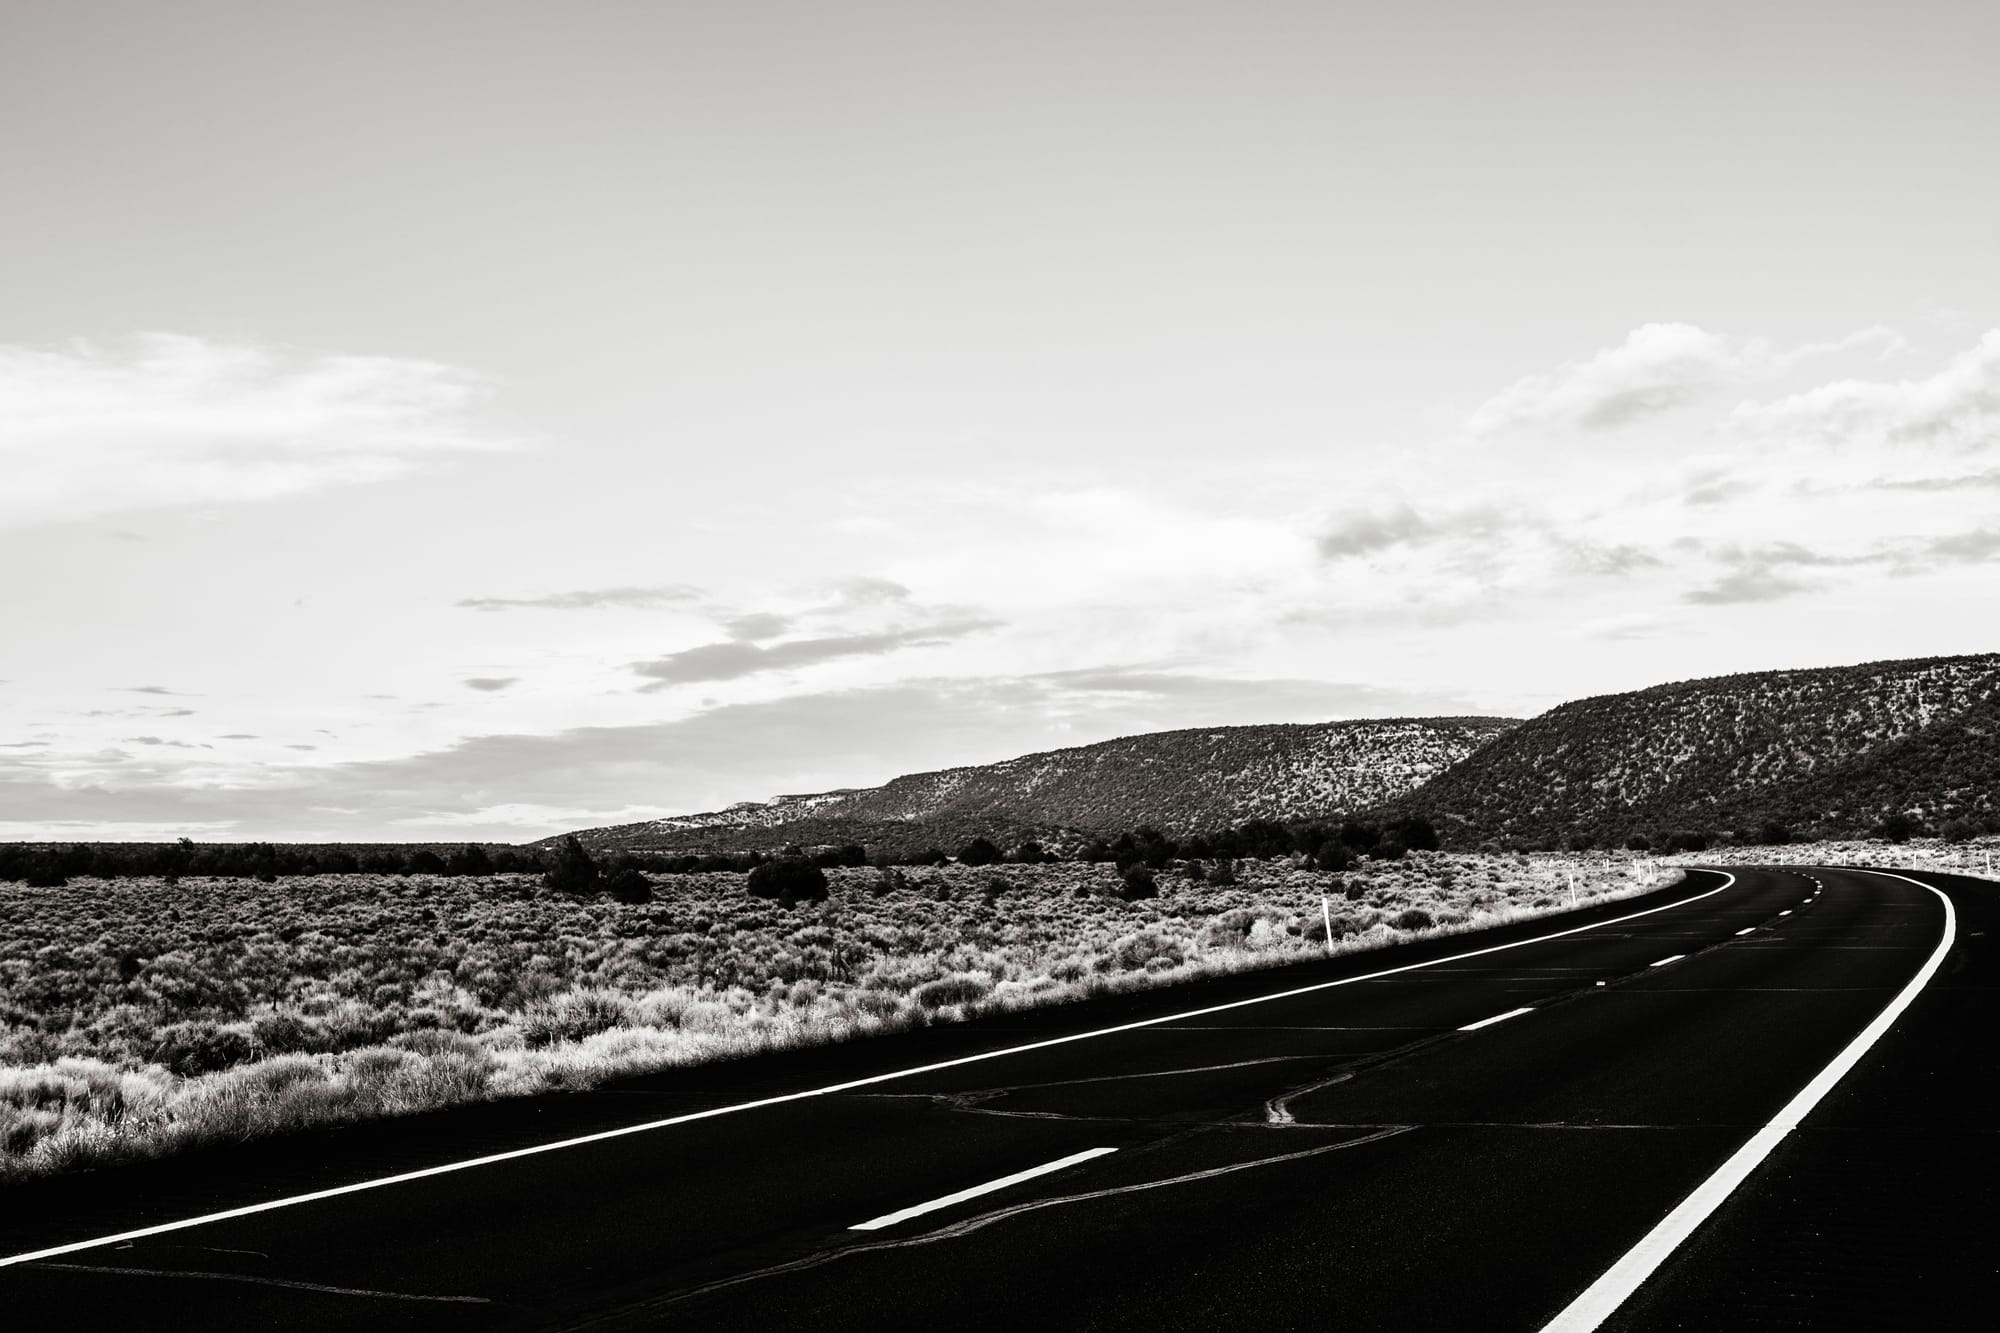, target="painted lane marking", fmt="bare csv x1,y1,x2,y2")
849,1147,1117,1231
1459,1006,1536,1032
1734,928,1756,936
1648,955,1685,968
1539,868,1958,1333
1780,910,1793,916
0,874,1737,1271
